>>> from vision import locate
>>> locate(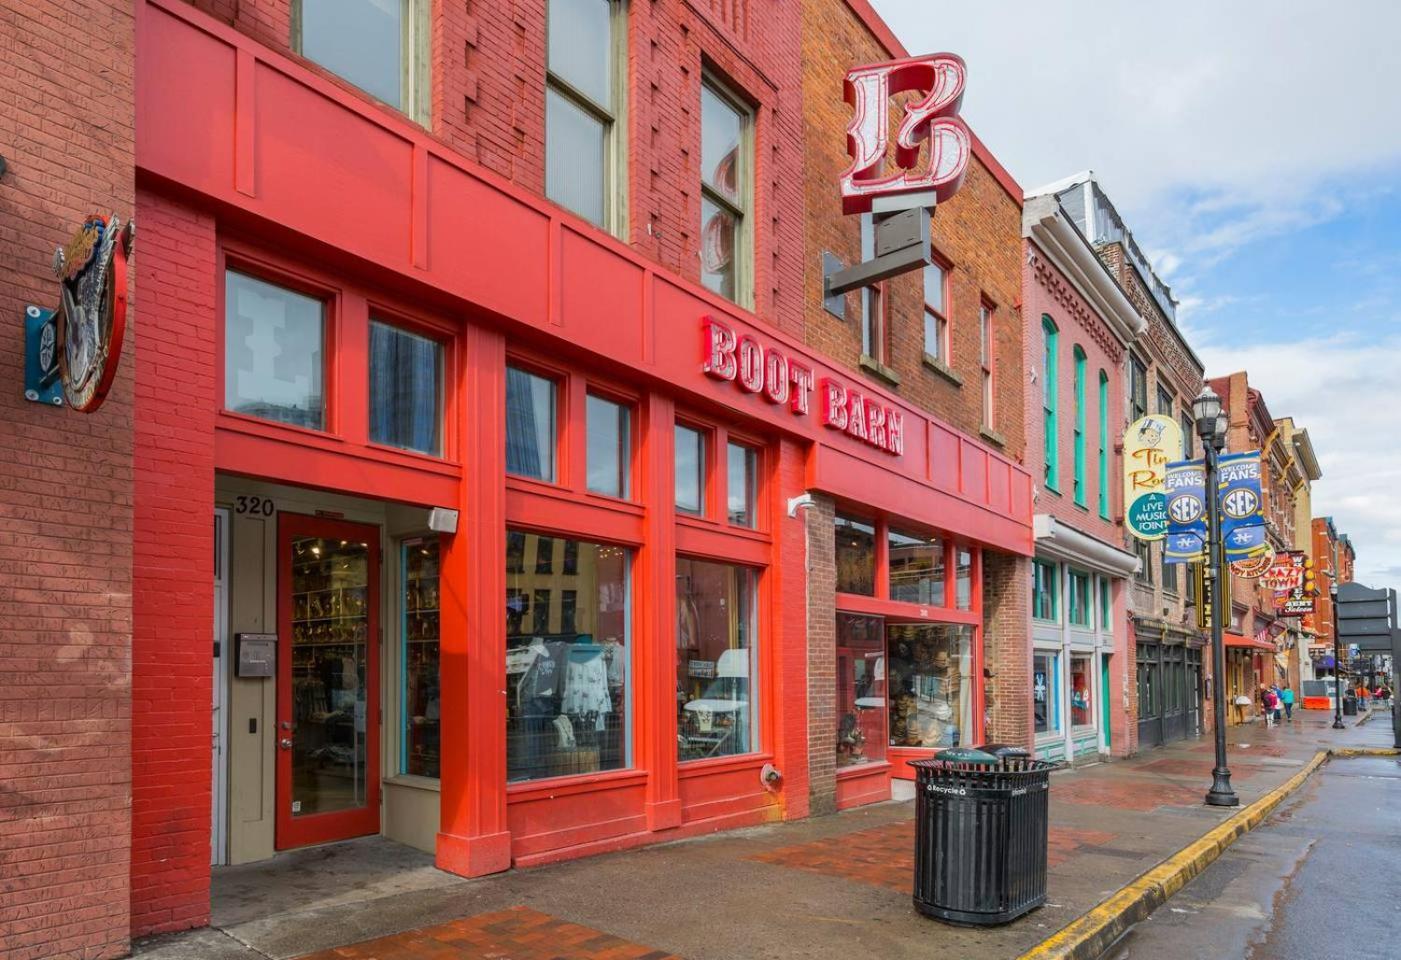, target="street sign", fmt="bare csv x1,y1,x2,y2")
1335,582,1396,652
